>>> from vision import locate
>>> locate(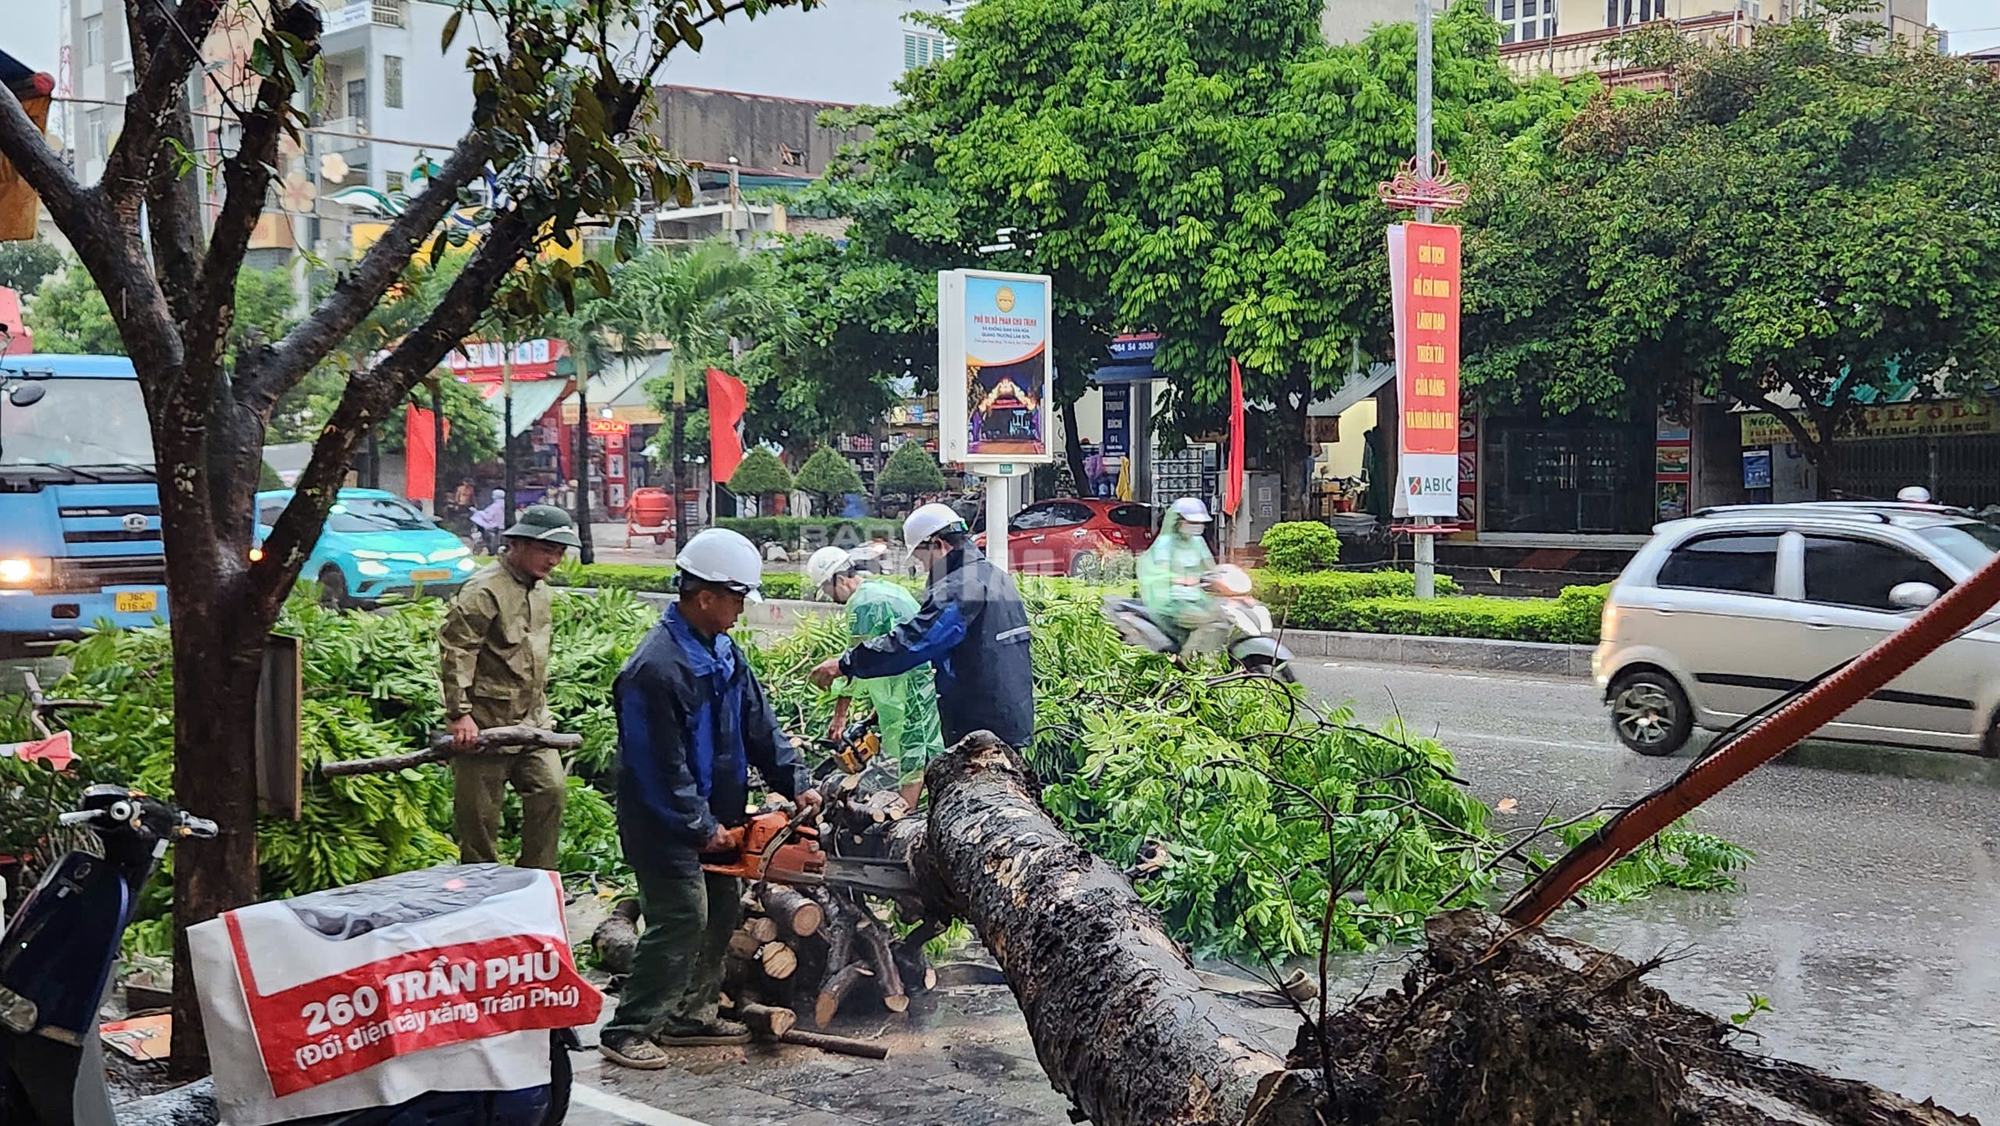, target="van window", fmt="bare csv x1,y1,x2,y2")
1803,537,1951,611
1656,534,1778,595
